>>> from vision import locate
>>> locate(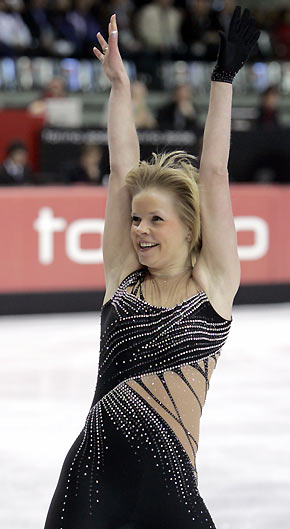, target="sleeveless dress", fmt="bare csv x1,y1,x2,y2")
44,268,232,529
